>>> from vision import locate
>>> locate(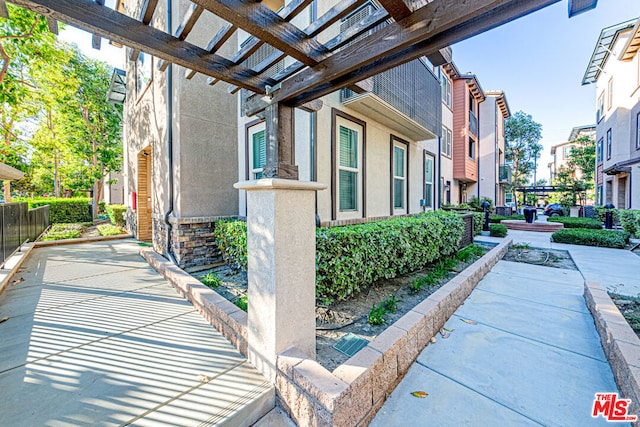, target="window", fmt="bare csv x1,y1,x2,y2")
339,125,359,211
597,138,603,163
440,72,452,108
135,52,152,99
391,138,408,213
505,193,513,204
637,112,640,150
563,146,572,159
606,129,612,160
468,137,476,159
607,78,613,110
248,123,266,179
424,154,434,209
597,93,604,122
441,126,452,157
597,185,603,205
